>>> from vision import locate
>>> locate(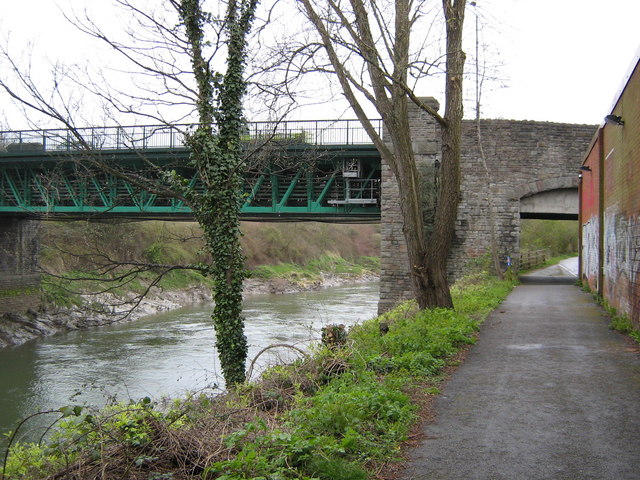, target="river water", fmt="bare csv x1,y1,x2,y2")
0,282,379,446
